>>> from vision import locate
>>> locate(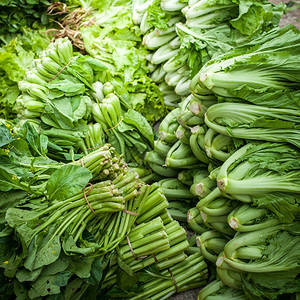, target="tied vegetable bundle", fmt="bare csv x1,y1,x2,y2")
0,122,208,299
92,91,154,165
0,0,299,299
190,25,300,110
14,37,155,164
15,37,106,160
